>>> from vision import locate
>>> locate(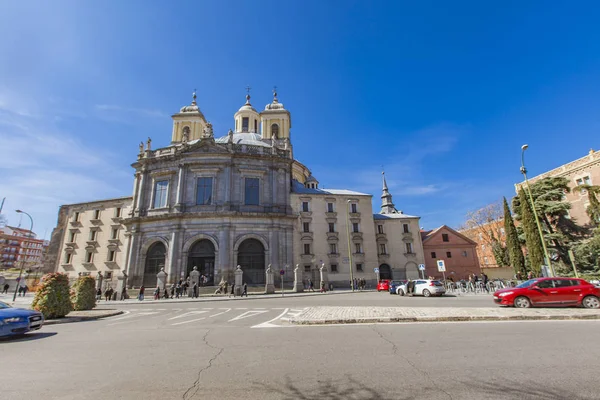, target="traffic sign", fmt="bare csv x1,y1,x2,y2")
418,264,426,271
374,268,379,273
436,260,446,272
279,269,285,276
